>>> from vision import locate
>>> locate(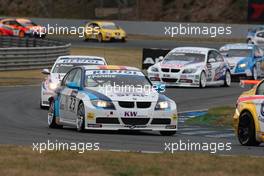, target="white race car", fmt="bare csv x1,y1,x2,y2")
247,28,264,47
147,47,231,88
48,65,178,136
40,55,107,109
